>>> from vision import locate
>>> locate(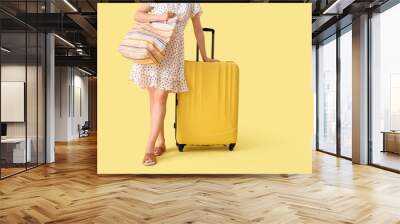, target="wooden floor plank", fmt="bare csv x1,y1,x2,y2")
0,134,400,224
